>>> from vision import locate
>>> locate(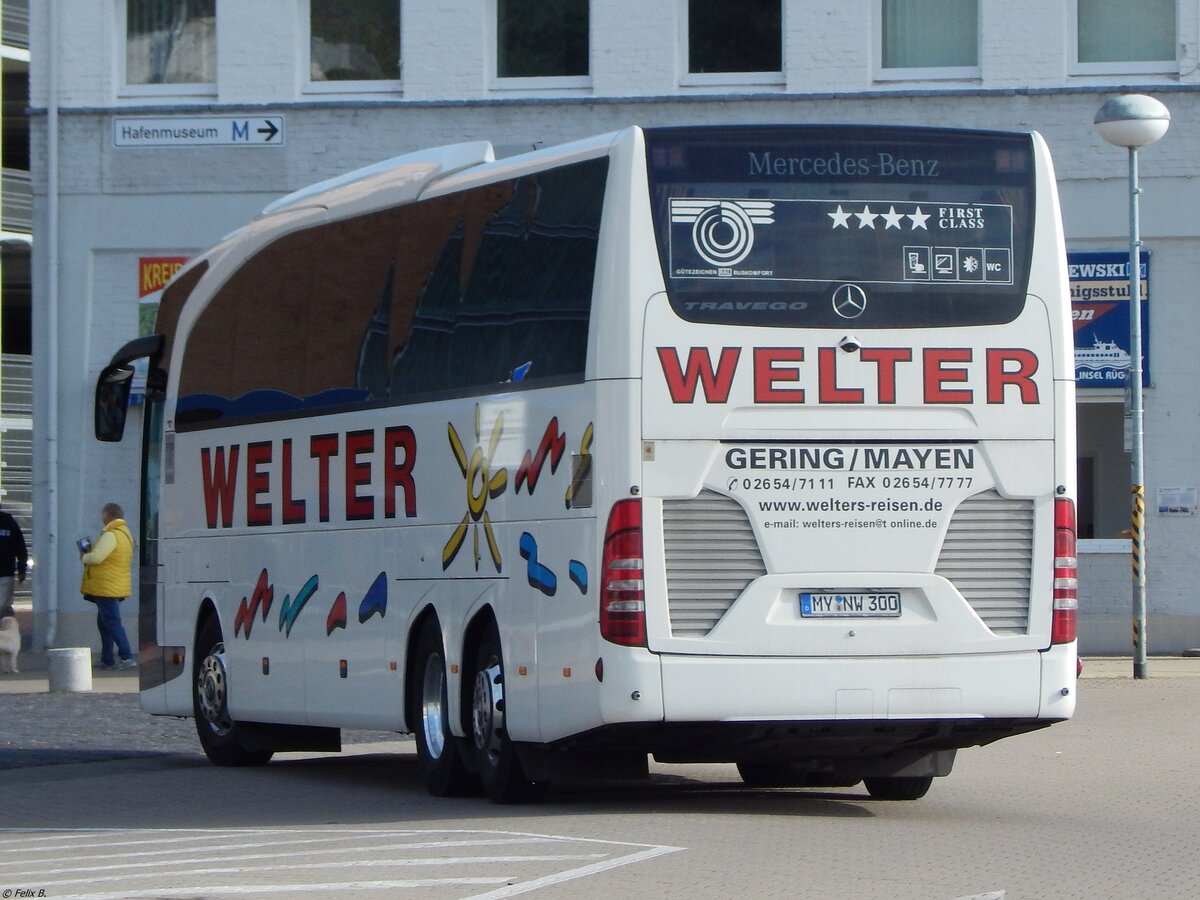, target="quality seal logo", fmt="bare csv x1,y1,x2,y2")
671,199,775,268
